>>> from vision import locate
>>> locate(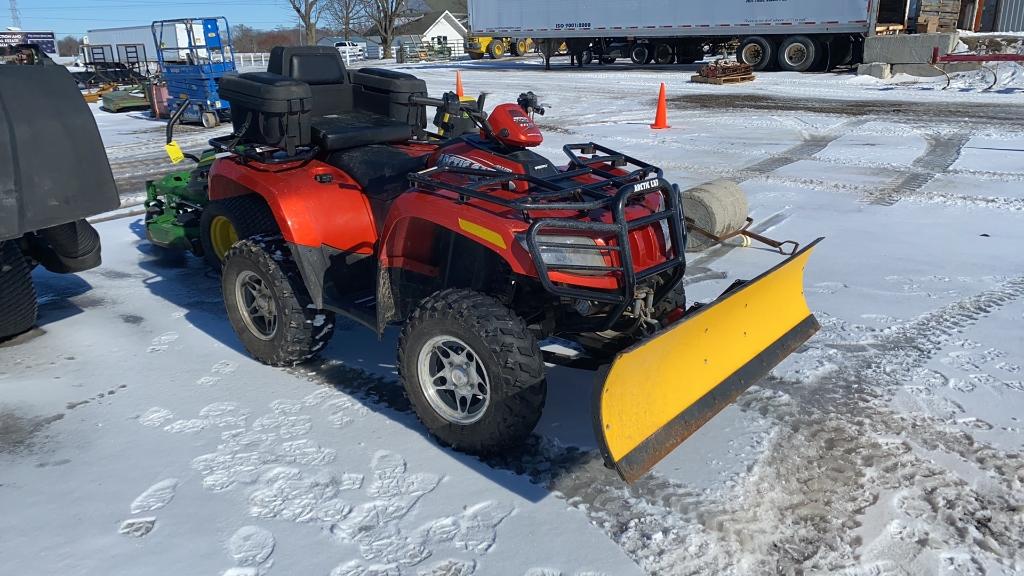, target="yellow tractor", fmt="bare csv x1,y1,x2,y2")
465,36,533,59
